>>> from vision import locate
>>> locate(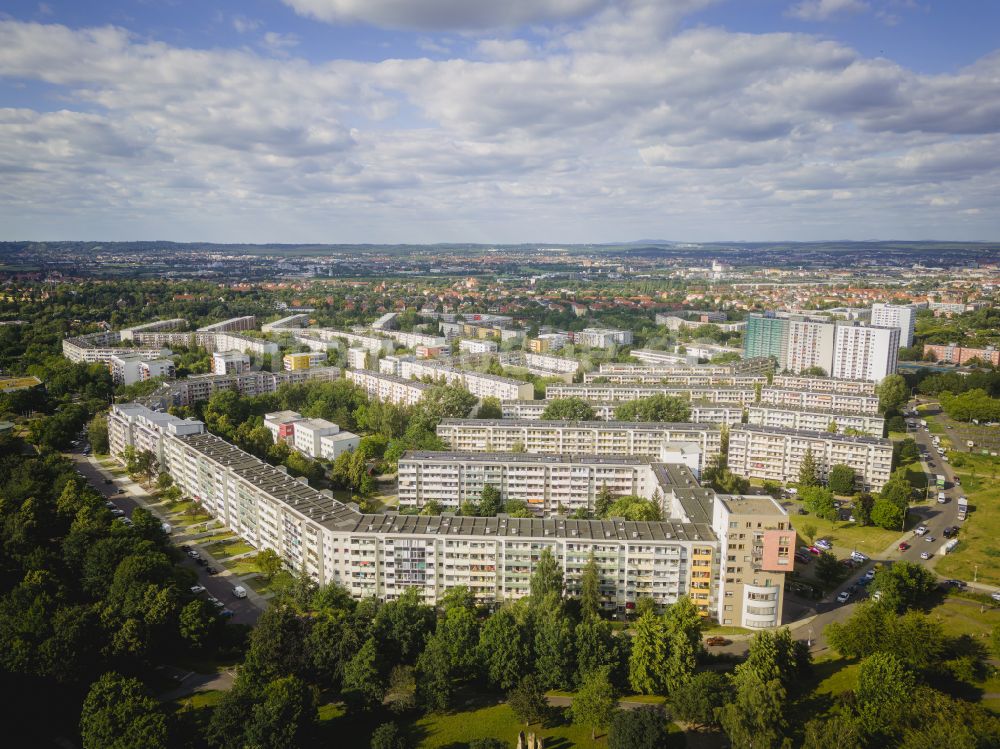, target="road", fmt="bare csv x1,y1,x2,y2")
69,448,263,626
